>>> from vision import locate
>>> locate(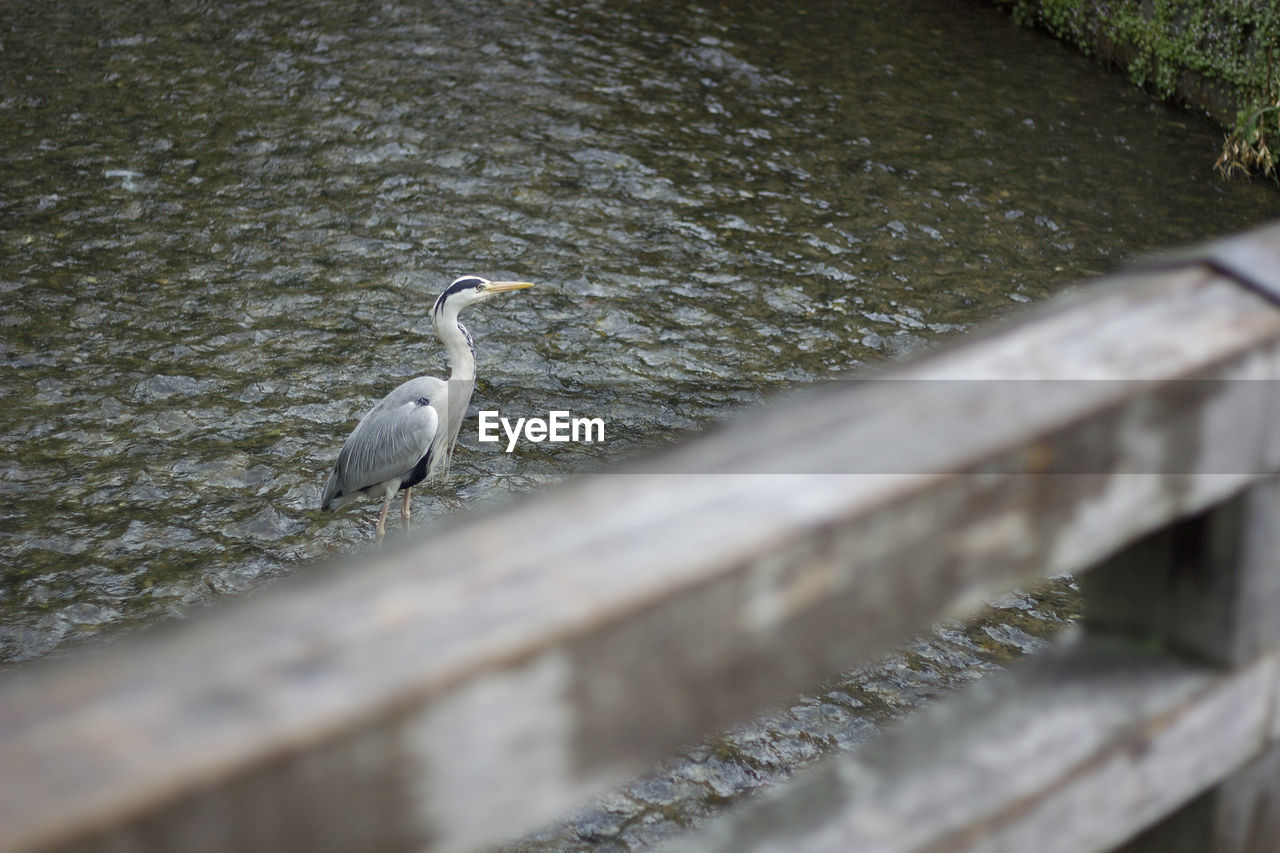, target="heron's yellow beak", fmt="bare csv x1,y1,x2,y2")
486,281,535,293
